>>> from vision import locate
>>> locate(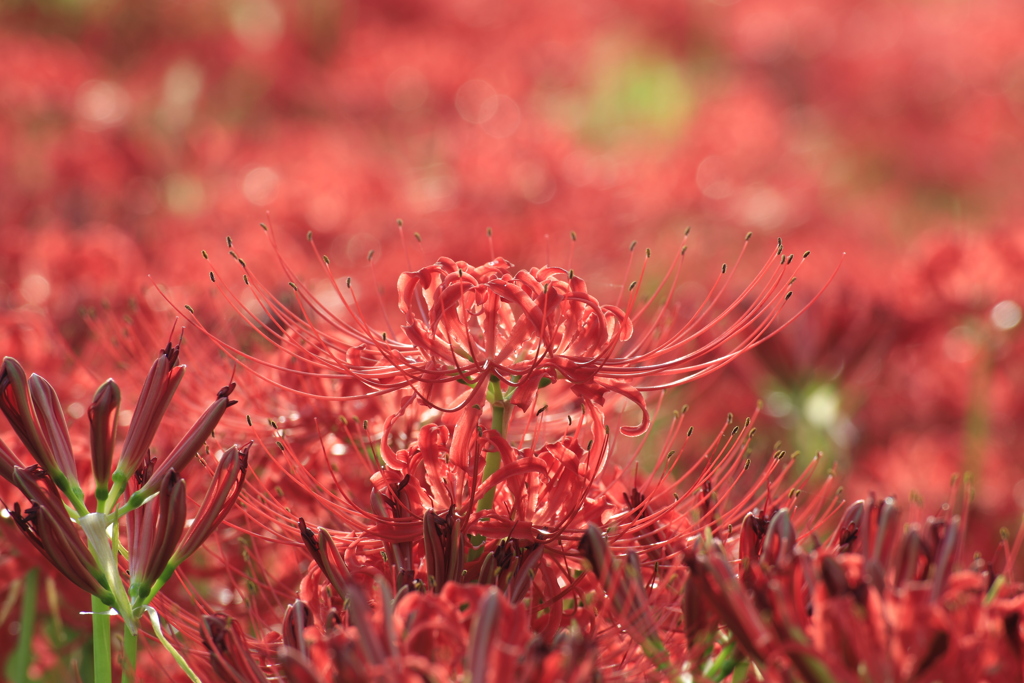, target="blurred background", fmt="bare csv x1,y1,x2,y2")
2,0,1024,552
